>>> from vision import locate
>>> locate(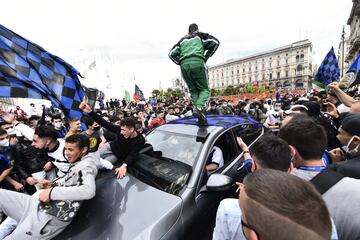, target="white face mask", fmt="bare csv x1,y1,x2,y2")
6,128,15,136
343,136,360,157
0,139,9,147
